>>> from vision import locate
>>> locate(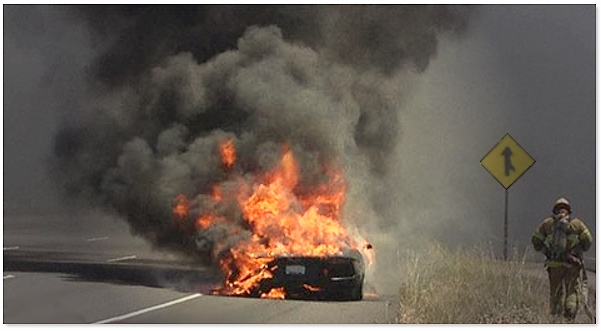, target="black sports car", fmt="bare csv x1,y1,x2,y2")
251,249,365,301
